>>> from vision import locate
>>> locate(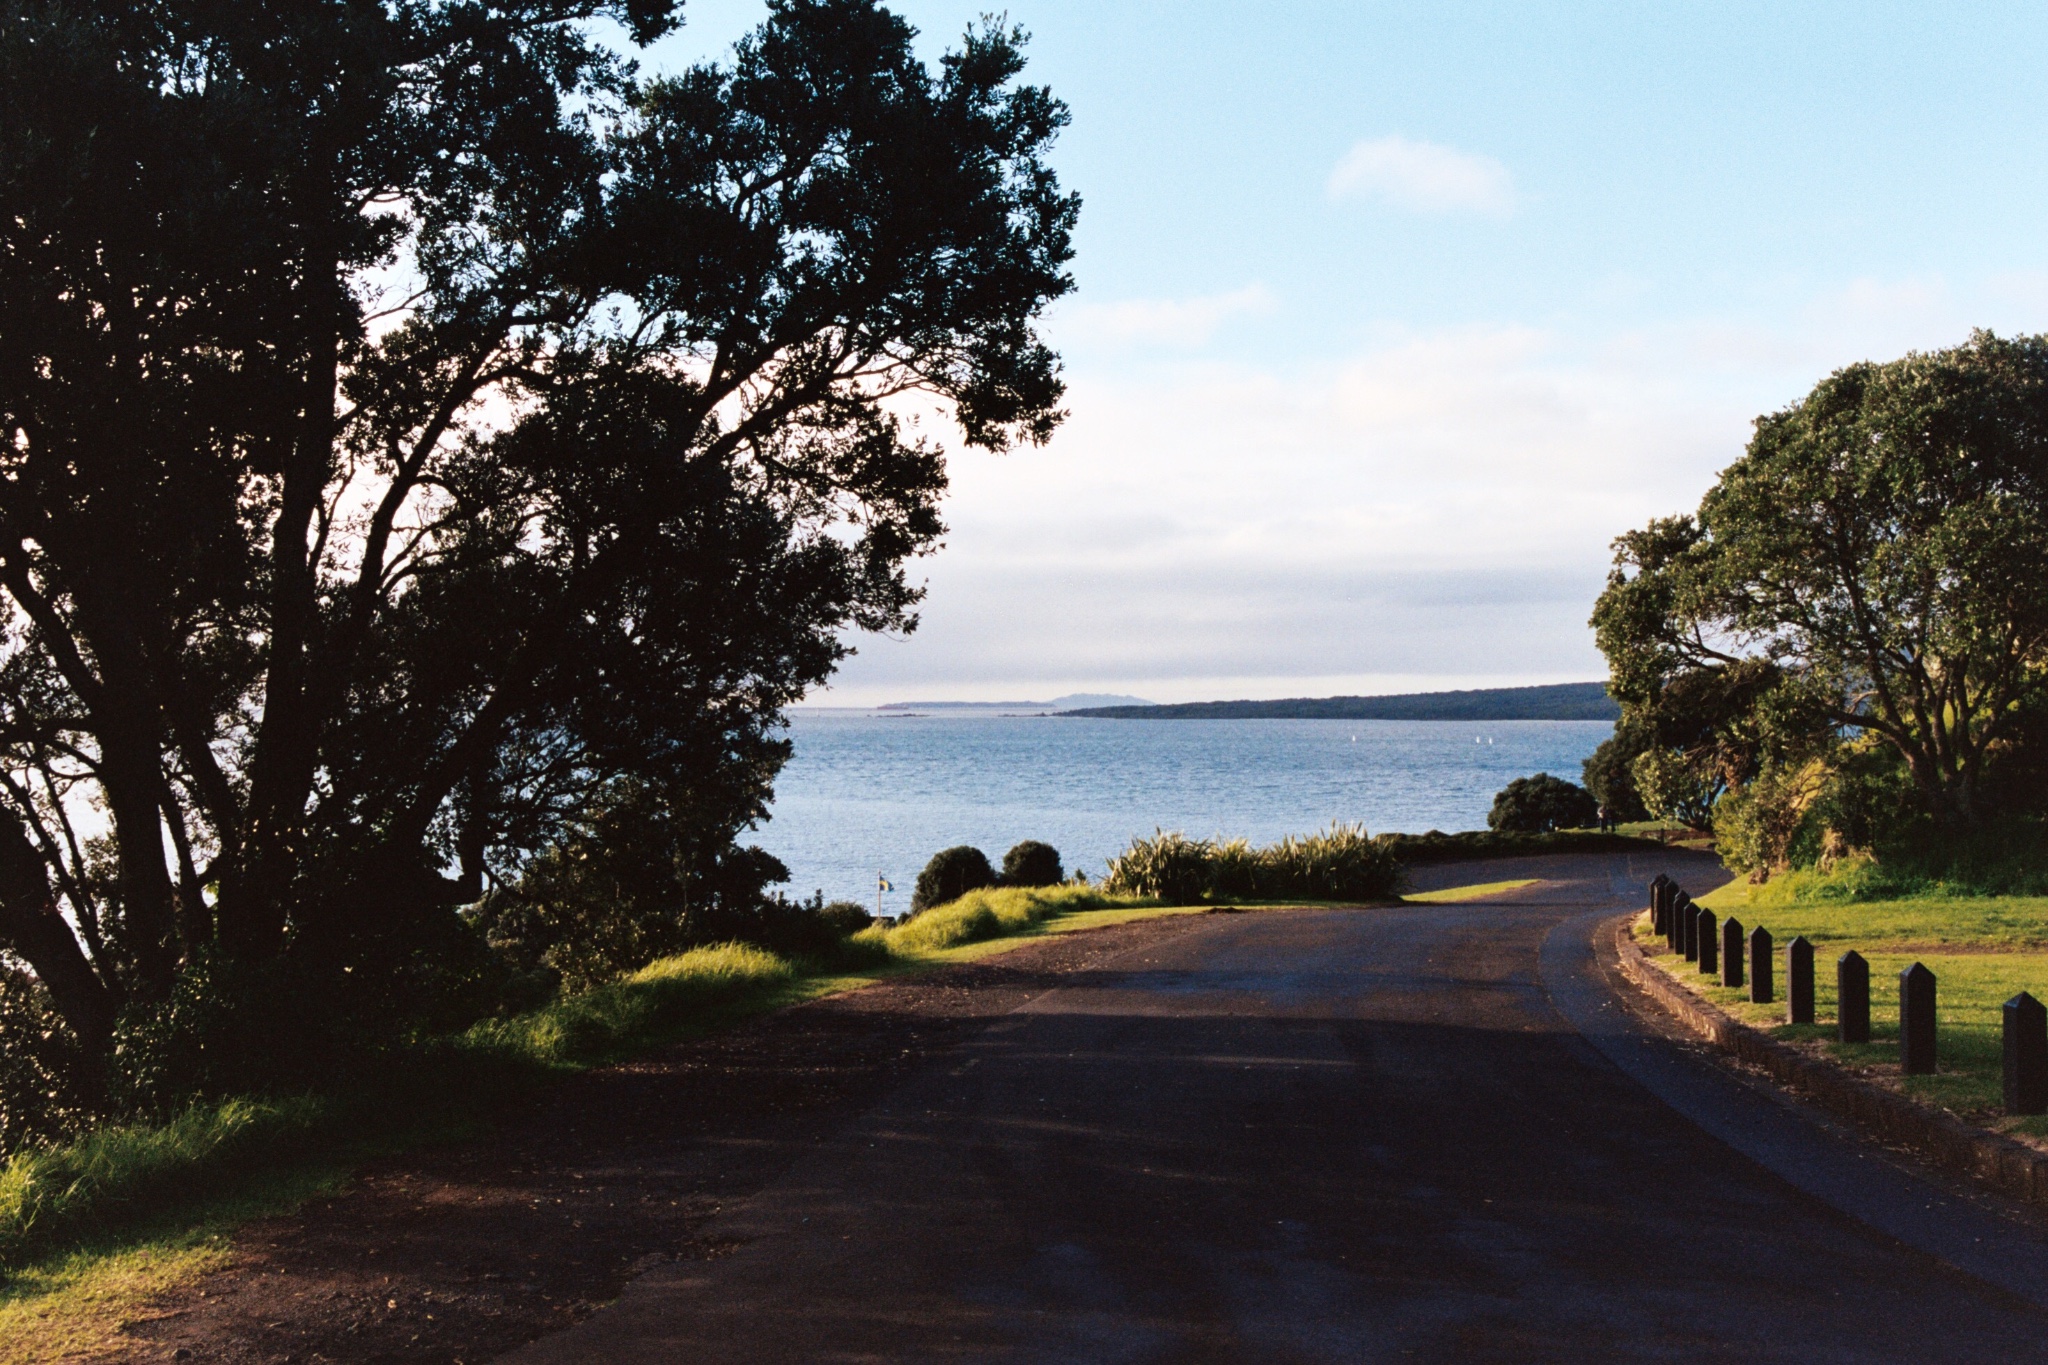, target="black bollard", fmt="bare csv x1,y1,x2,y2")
2004,992,2048,1116
1837,951,1870,1044
1786,936,1814,1024
1682,896,1699,962
1650,876,1671,935
1721,917,1744,989
1900,962,1937,1075
1749,925,1774,1004
1697,908,1718,976
1669,890,1686,953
